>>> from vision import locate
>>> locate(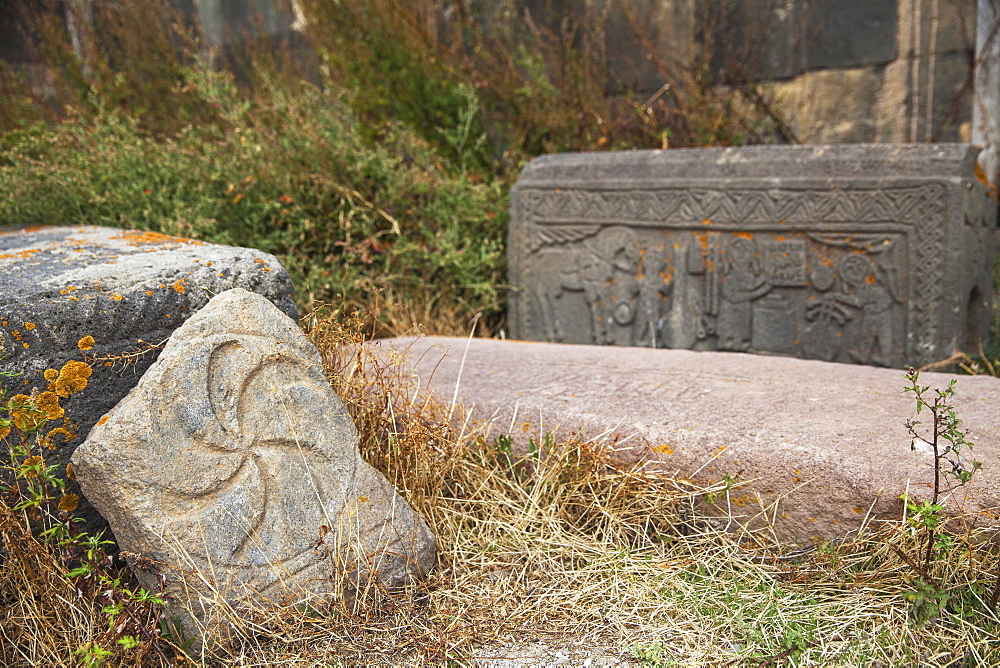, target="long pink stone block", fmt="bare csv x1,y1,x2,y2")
375,336,1000,544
